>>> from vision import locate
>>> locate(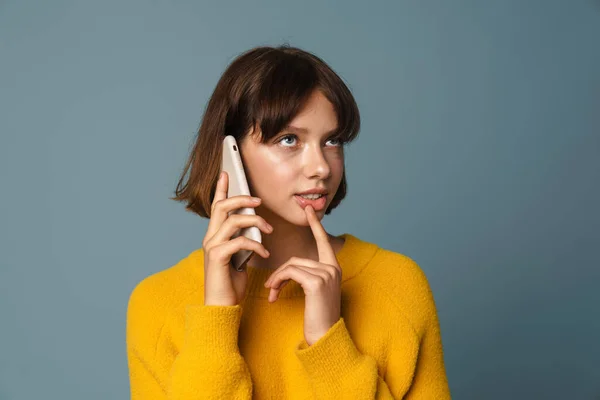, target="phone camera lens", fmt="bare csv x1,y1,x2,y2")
233,145,237,151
